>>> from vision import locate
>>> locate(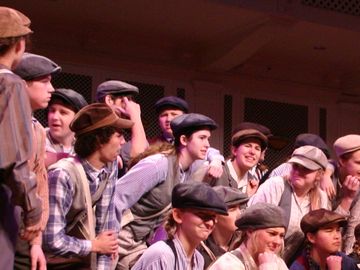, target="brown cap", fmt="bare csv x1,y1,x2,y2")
301,209,347,235
231,129,268,150
70,103,133,136
333,134,360,158
288,145,328,170
0,7,33,38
